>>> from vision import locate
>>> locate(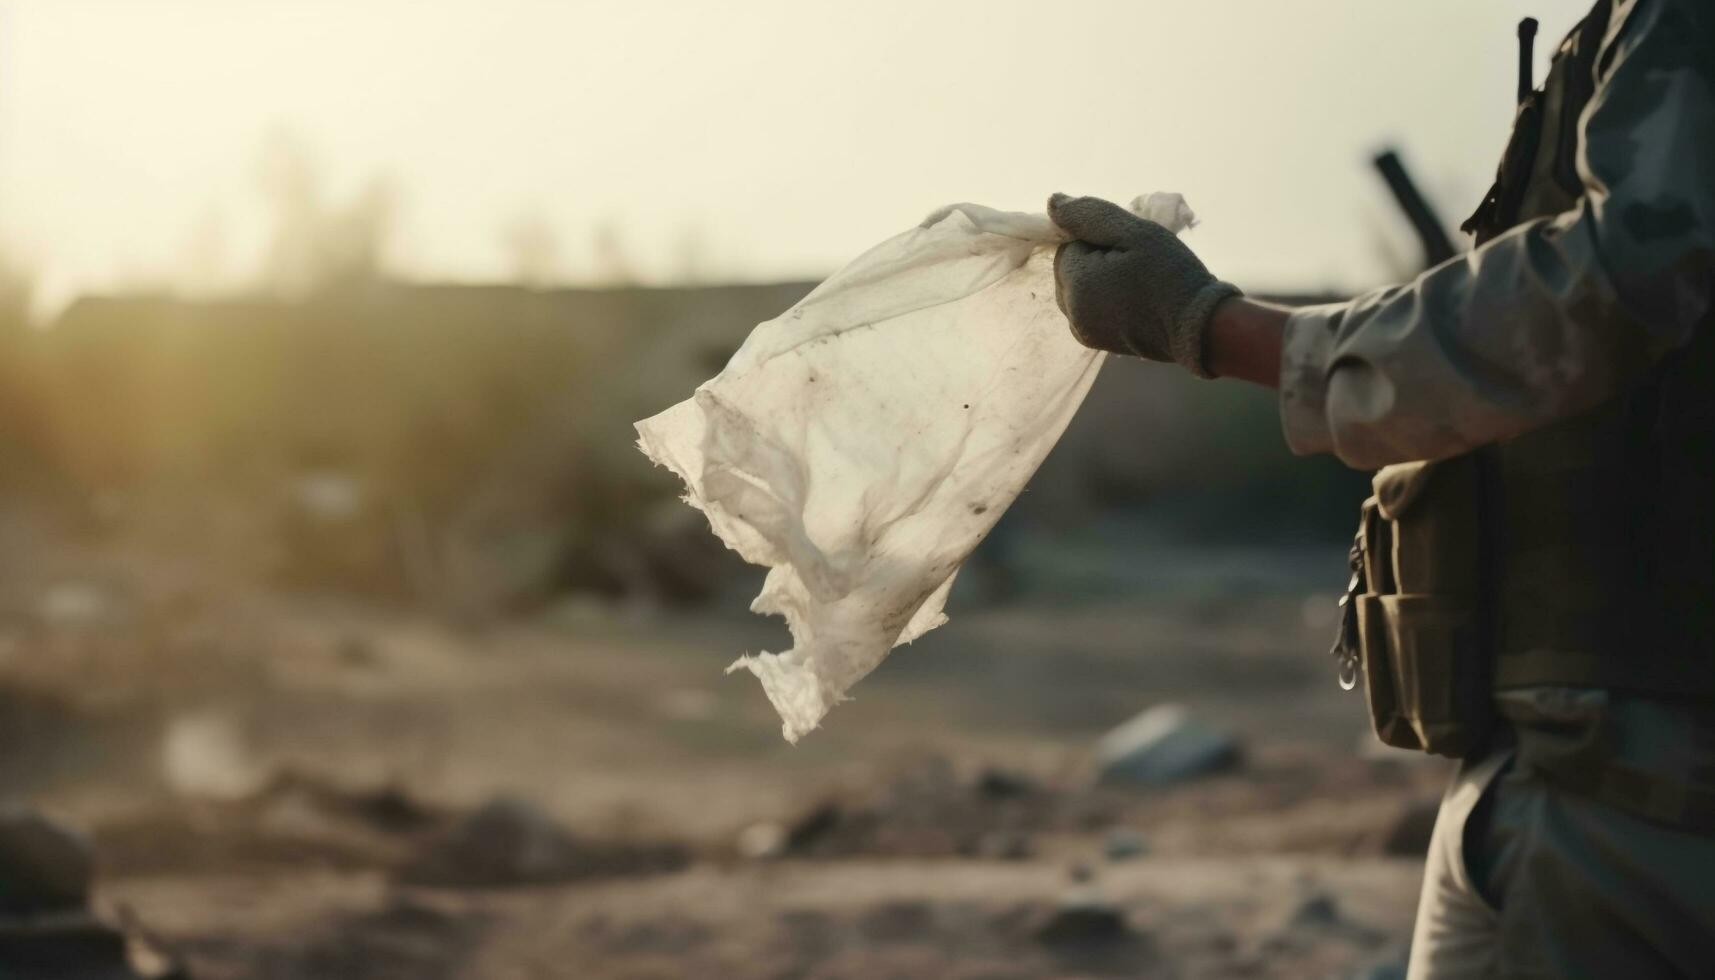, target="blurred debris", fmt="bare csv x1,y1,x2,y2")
973,767,1037,800
1096,704,1241,786
1288,893,1343,929
399,797,686,888
403,797,587,886
252,770,437,837
111,905,192,980
1264,891,1389,952
780,801,843,854
94,770,442,878
0,811,183,979
1031,894,1133,946
1103,827,1148,861
276,471,400,595
735,821,789,861
0,807,94,914
0,911,174,980
160,710,268,801
770,759,1055,859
